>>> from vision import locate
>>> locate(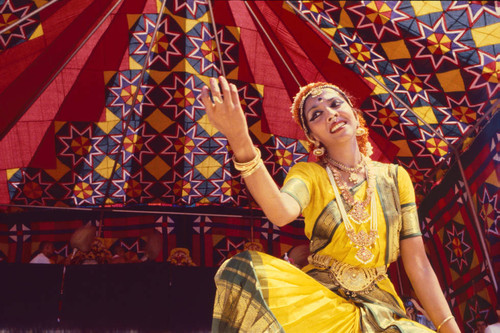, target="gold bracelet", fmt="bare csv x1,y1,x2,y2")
232,147,261,171
241,159,264,178
436,315,454,332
